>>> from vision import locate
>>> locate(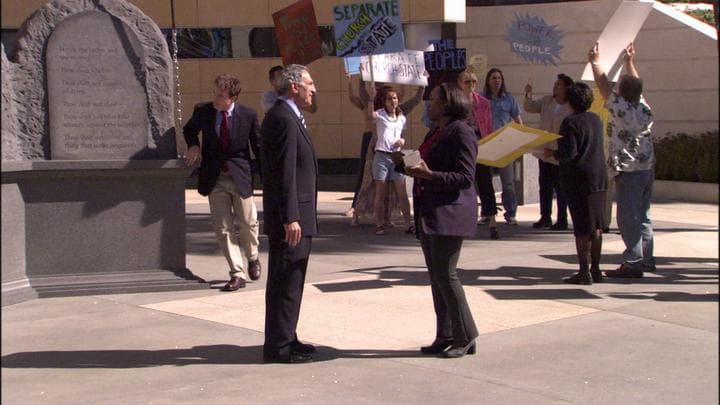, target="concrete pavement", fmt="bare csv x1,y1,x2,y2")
2,191,718,404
